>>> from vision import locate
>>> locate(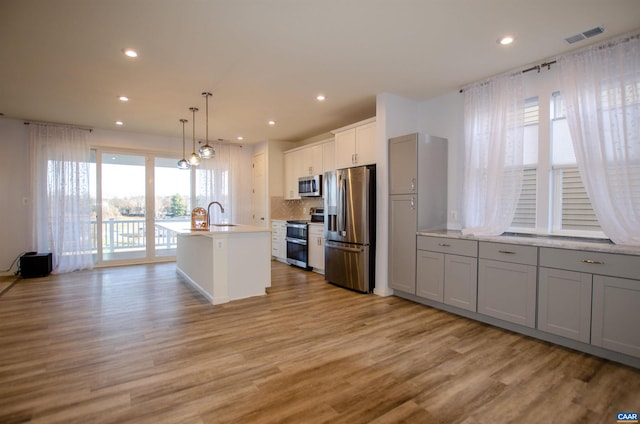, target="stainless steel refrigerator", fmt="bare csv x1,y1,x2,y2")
324,165,376,293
